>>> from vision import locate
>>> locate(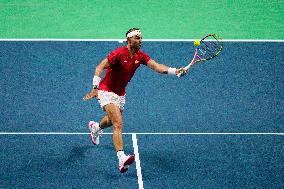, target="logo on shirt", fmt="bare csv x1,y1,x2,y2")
135,60,139,64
